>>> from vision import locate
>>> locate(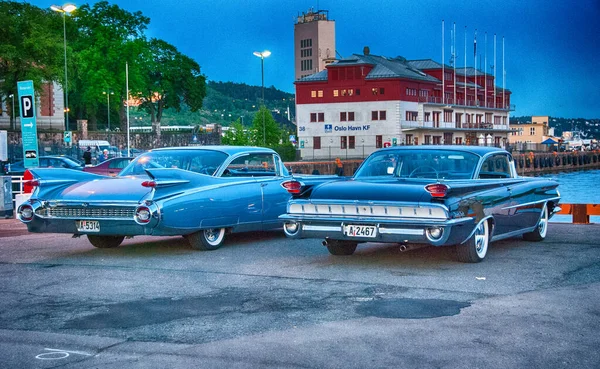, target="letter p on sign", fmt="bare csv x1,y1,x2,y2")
21,95,34,118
